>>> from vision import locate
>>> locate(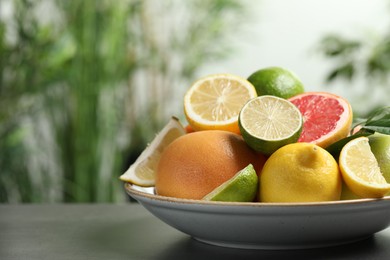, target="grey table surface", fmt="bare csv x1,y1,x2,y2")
1,203,390,260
